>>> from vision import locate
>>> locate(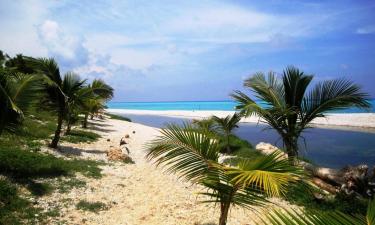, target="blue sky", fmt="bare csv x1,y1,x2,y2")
1,0,375,101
